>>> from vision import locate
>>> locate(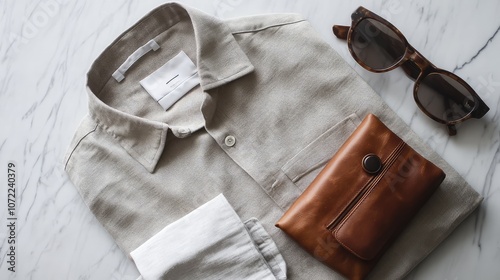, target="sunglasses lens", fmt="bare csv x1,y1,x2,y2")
351,19,406,70
416,73,476,122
